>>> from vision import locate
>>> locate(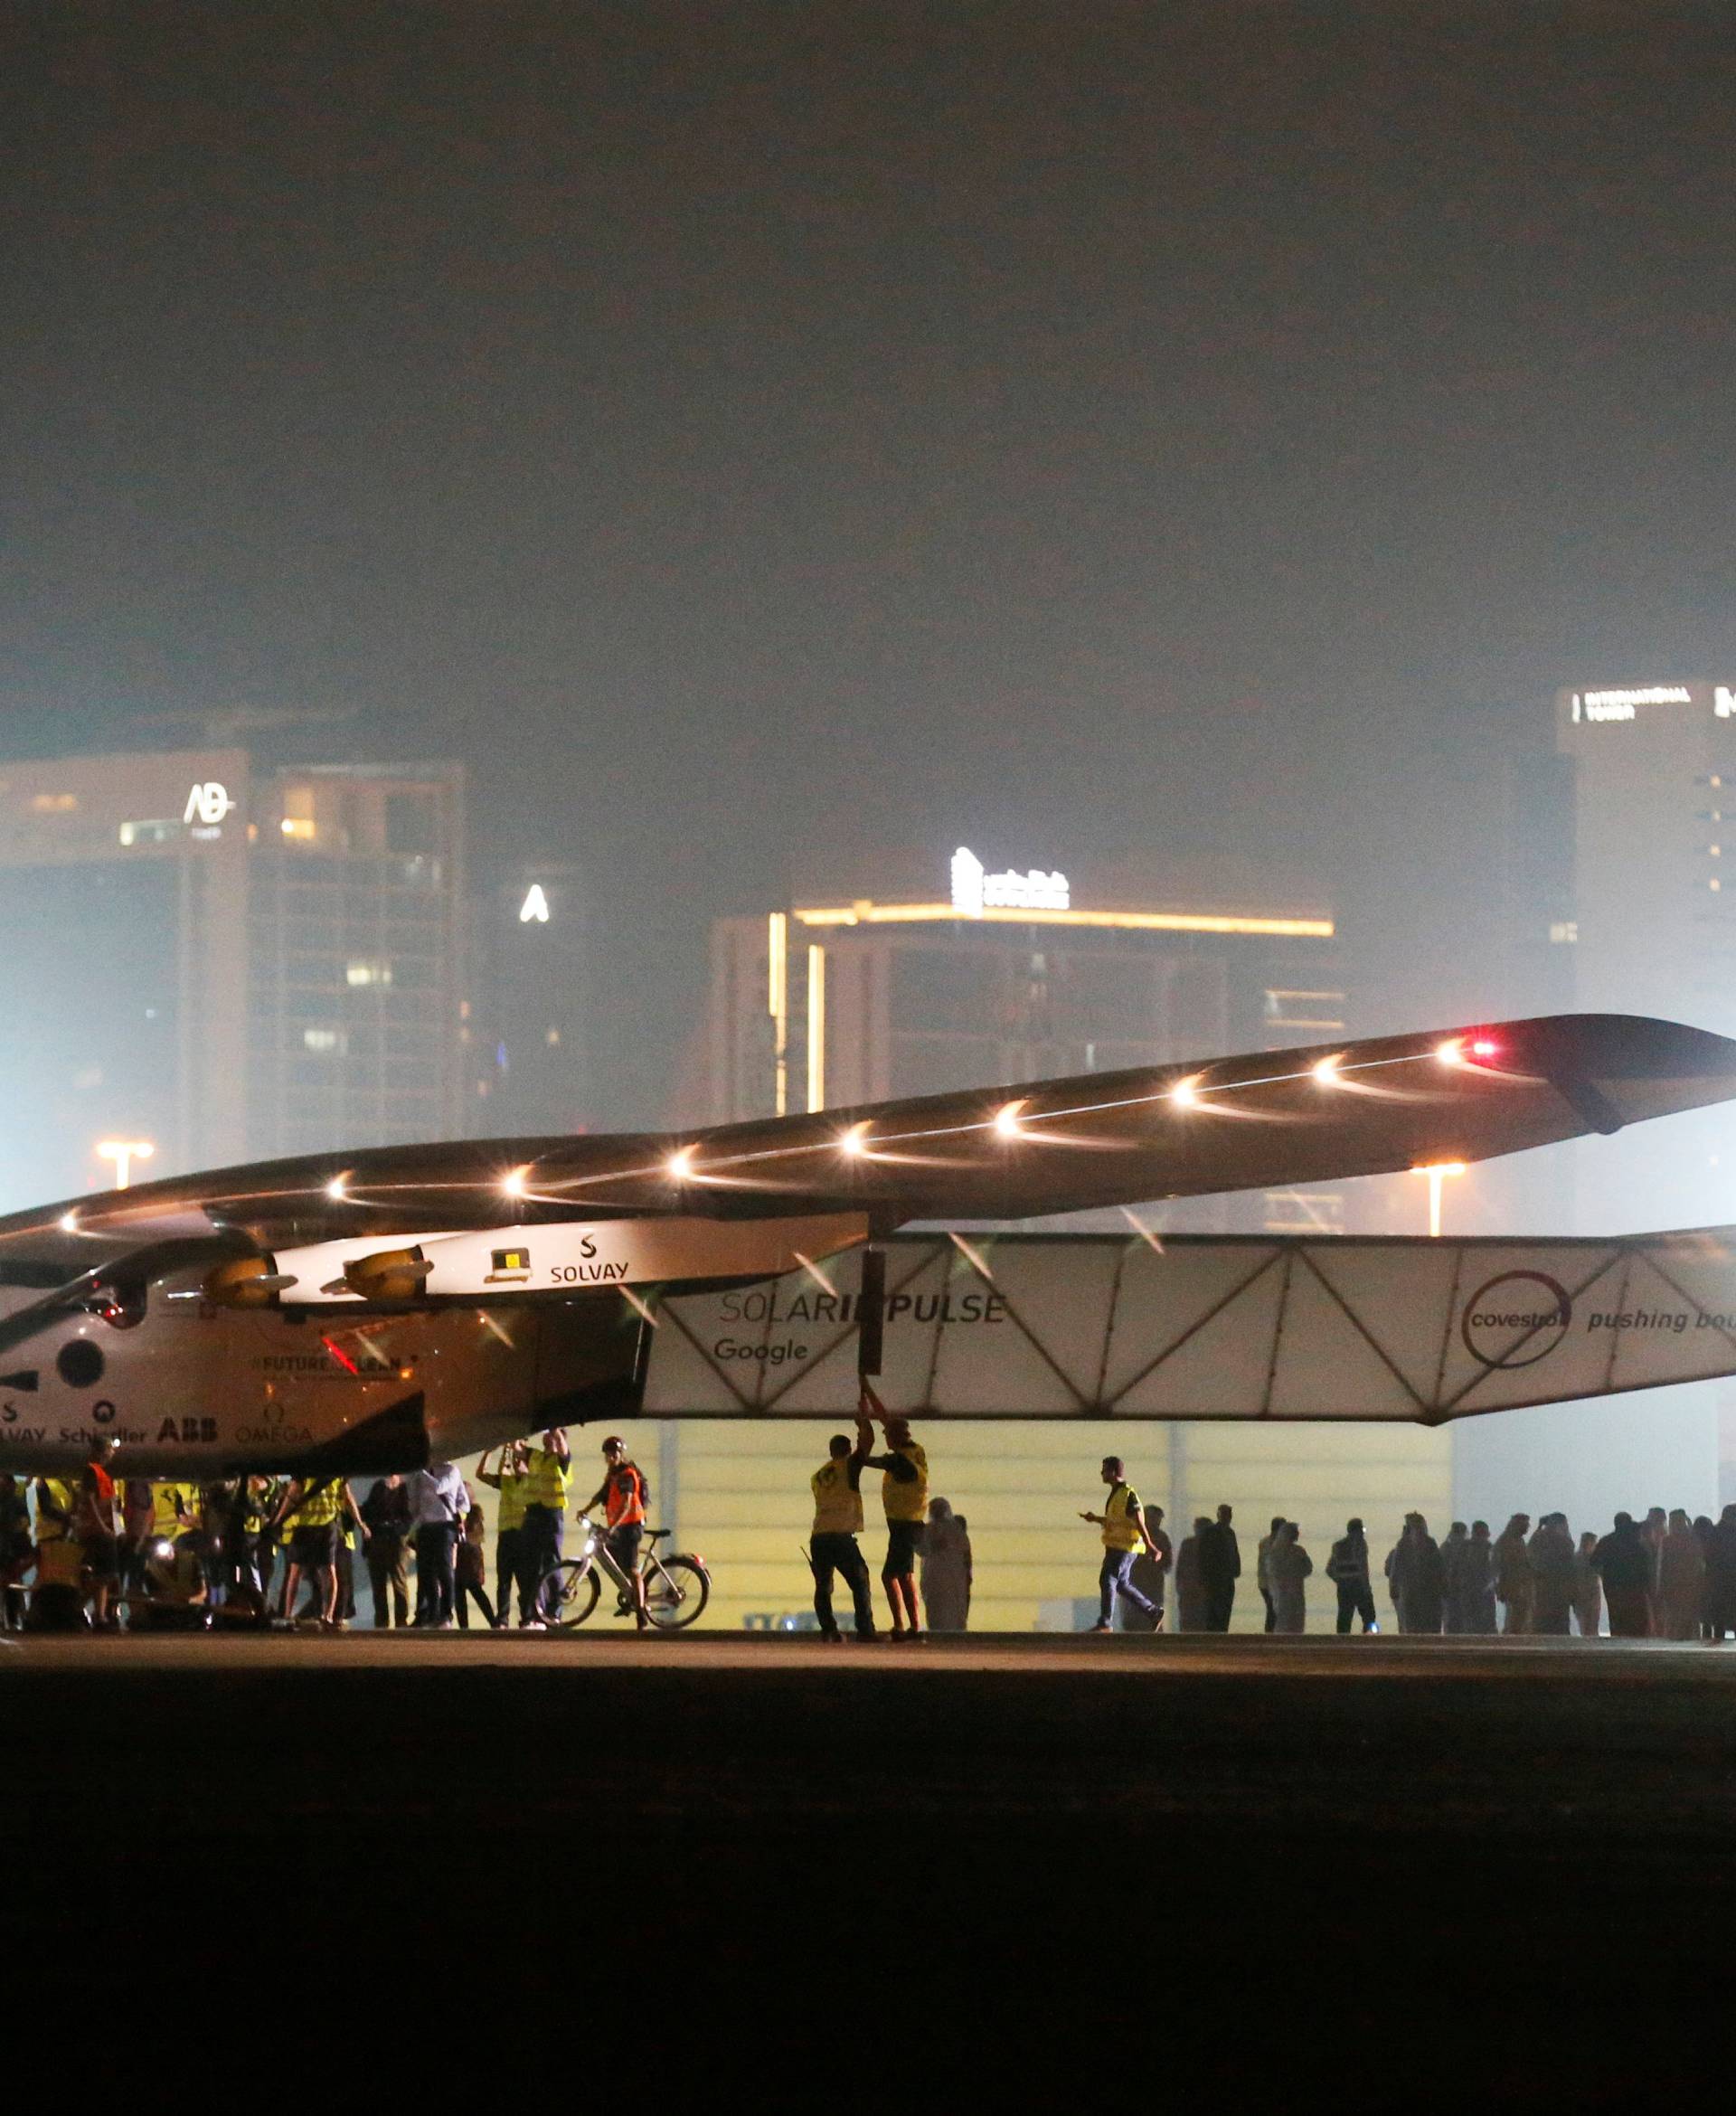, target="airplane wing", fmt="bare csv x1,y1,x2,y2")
3,1012,1735,1273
